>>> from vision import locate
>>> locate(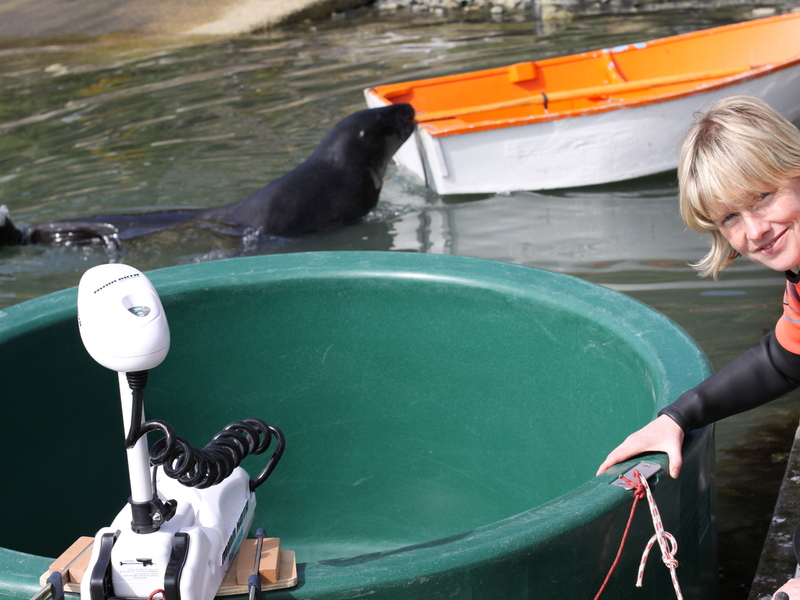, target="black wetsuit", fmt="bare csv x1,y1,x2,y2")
660,270,800,432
